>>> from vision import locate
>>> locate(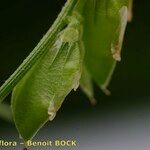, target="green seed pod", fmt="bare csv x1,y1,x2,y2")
83,0,129,93
80,65,96,105
11,16,84,141
0,0,133,143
